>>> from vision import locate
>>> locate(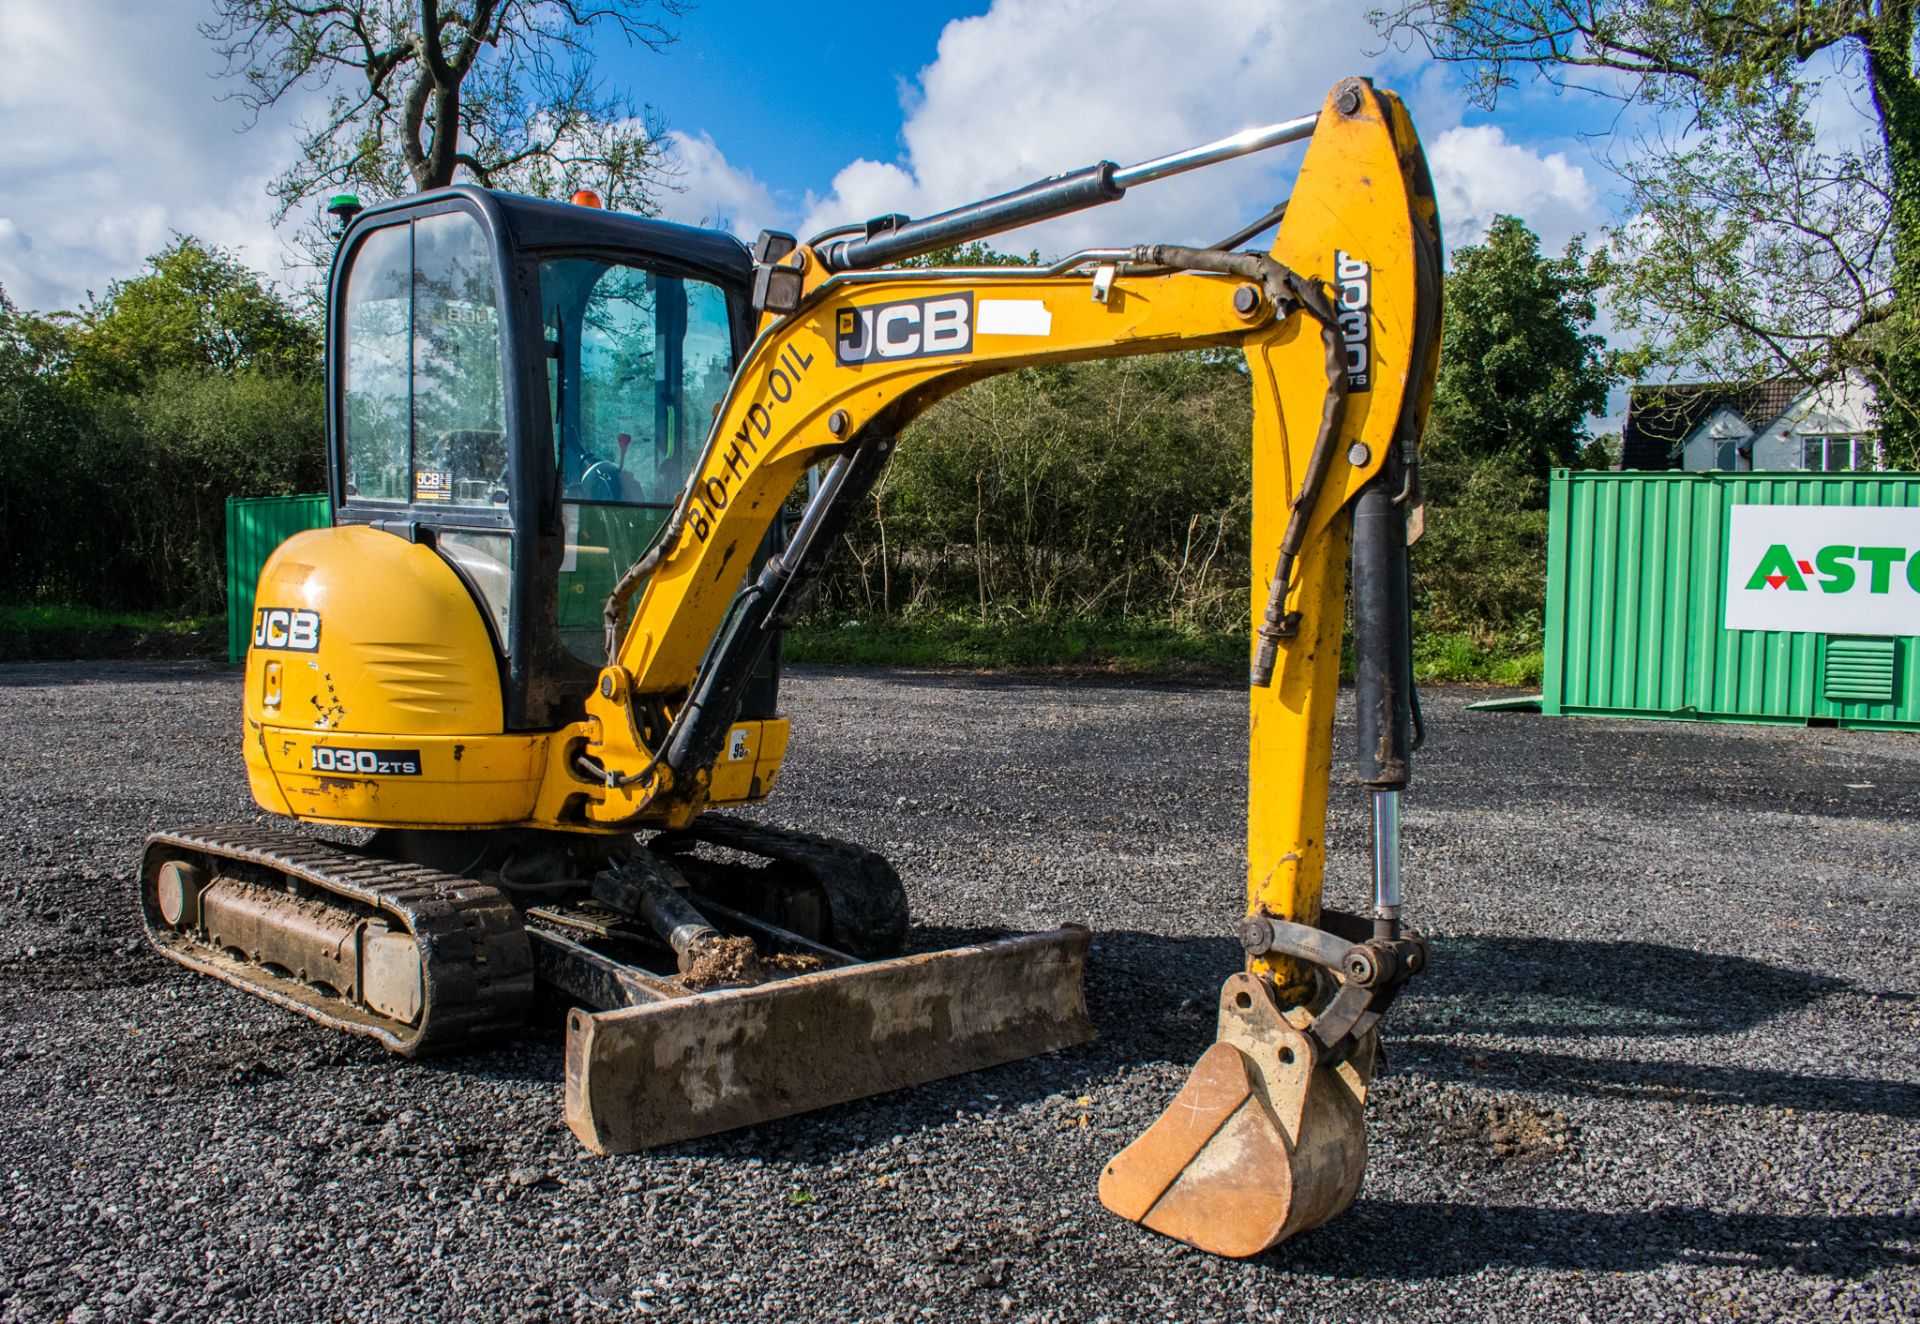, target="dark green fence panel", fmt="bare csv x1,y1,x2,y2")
1543,470,1920,730
226,494,331,662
